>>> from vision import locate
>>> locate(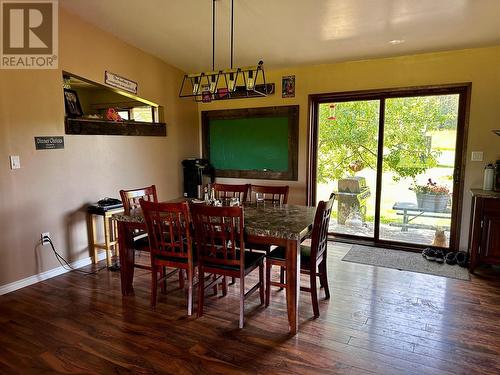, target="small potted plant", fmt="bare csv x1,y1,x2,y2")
410,178,450,212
